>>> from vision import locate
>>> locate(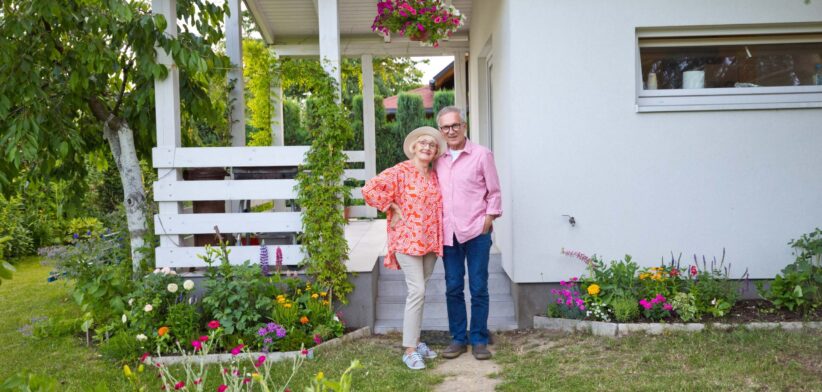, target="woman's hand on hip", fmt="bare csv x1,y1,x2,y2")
389,203,404,228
